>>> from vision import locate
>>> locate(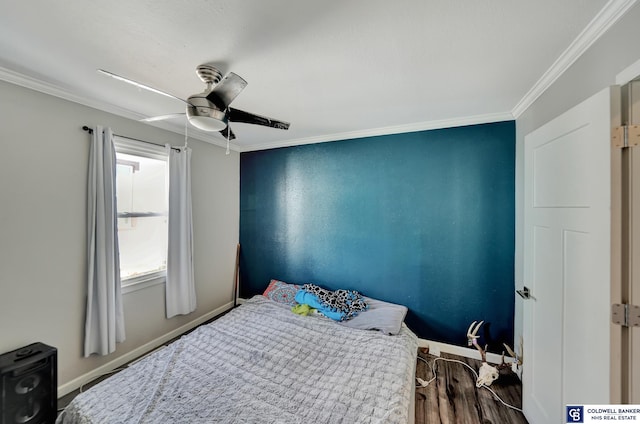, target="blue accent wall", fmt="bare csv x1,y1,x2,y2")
240,121,515,347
